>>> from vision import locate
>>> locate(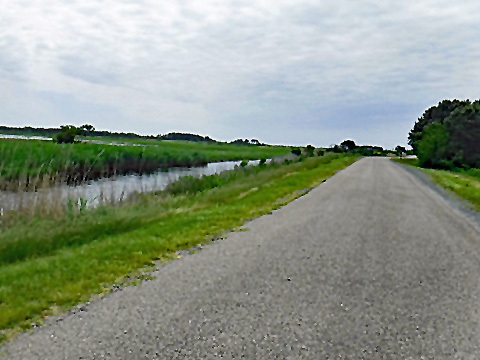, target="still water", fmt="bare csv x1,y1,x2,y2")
0,160,257,213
